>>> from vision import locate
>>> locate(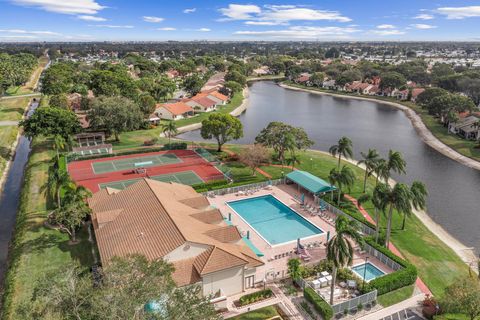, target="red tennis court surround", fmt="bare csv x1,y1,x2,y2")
68,149,224,193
